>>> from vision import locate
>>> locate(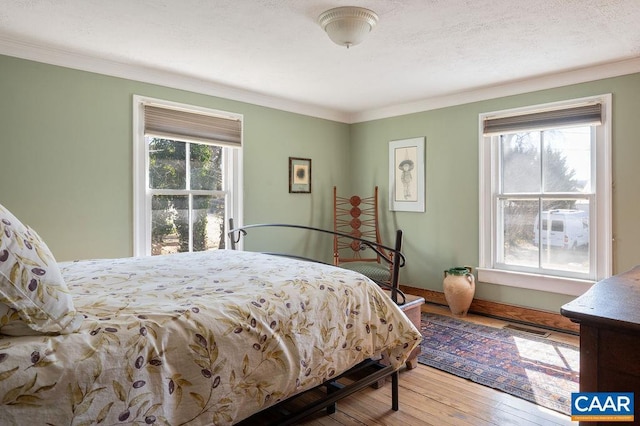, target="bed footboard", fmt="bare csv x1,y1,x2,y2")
227,220,406,305
227,220,407,423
